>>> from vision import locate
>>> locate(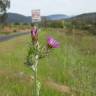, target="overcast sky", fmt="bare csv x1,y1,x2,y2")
8,0,96,16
